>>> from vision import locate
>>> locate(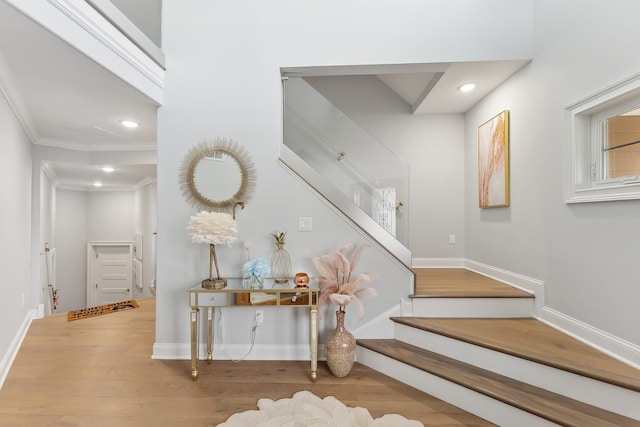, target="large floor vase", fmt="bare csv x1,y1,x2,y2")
325,310,356,377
